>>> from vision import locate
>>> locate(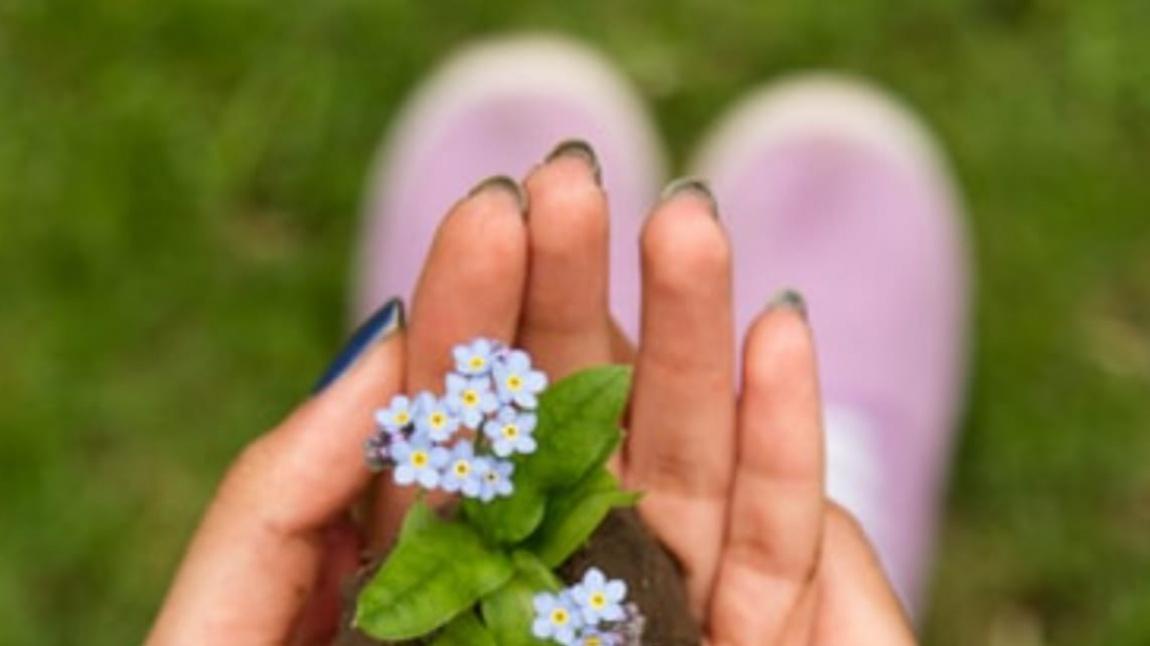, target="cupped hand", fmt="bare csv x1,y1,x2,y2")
148,144,915,645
